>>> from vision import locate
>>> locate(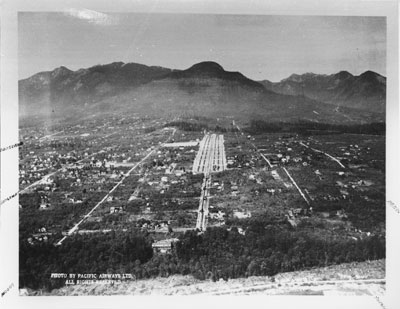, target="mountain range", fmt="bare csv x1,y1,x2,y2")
19,61,385,124
260,70,385,113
